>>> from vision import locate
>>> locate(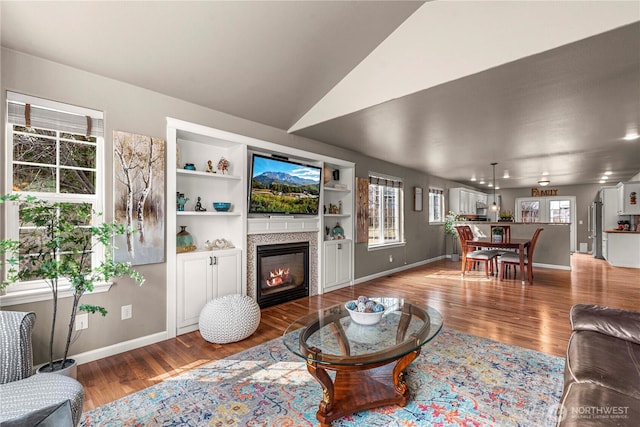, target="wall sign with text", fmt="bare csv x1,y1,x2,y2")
531,188,558,196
